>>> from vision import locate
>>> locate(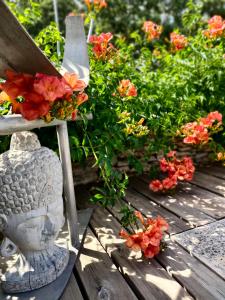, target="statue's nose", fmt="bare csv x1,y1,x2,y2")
42,216,56,237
